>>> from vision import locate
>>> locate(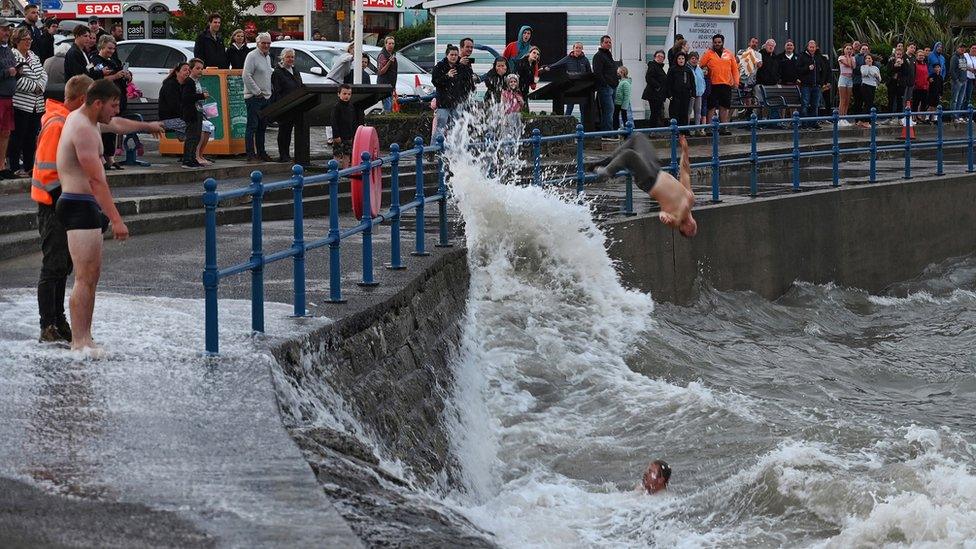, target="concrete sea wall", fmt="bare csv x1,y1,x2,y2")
607,174,976,303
